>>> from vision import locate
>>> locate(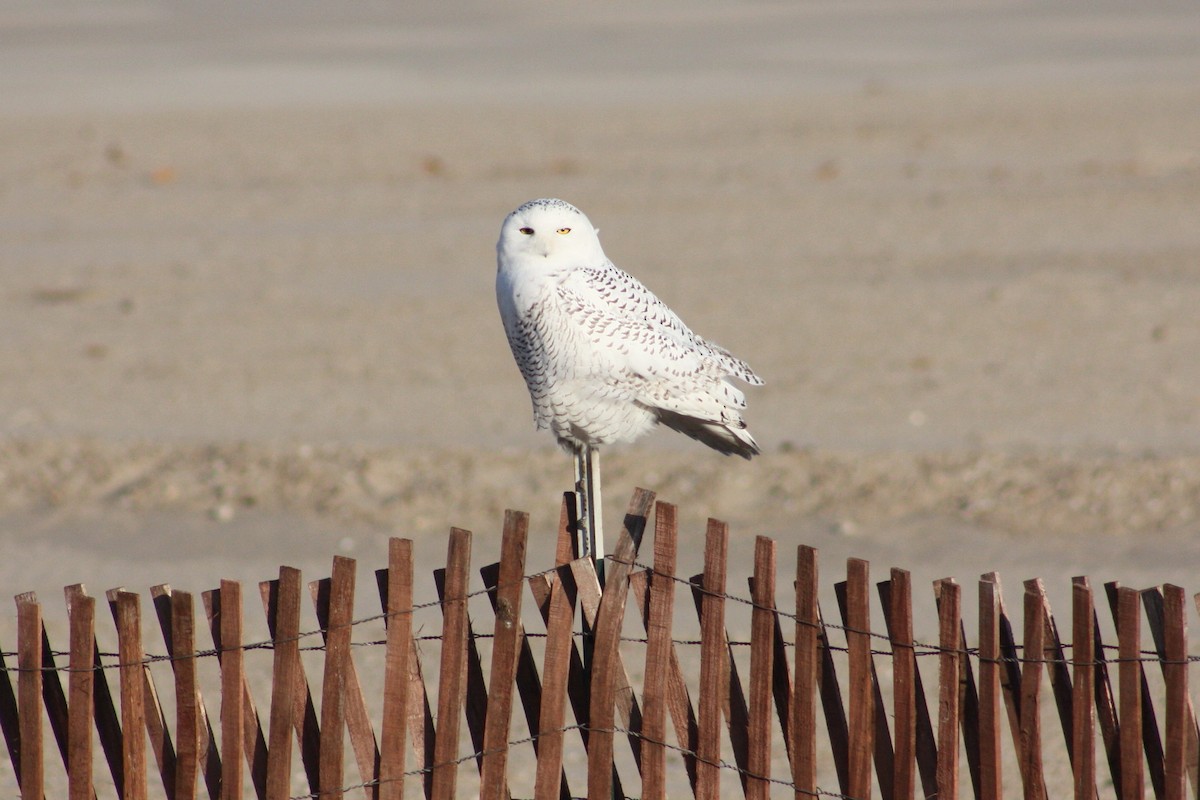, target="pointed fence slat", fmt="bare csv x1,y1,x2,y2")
1145,586,1196,800
432,564,489,778
114,591,148,800
531,566,575,800
639,501,678,800
934,578,961,799
171,591,201,800
746,536,776,800
16,593,45,800
1019,580,1047,800
1117,586,1145,800
430,528,471,800
586,487,654,800
978,576,1002,800
316,557,356,800
378,539,414,800
152,585,220,800
67,584,125,795
264,567,306,800
695,519,729,800
375,553,437,800
68,591,95,800
479,510,529,800
1072,577,1097,800
792,545,818,798
312,559,380,800
1108,582,1167,799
